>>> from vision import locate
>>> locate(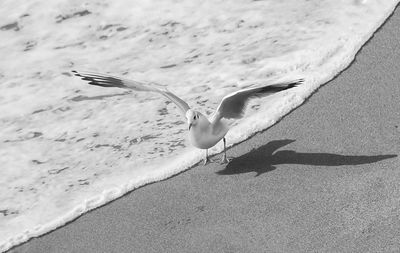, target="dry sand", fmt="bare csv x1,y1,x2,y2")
9,5,400,253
